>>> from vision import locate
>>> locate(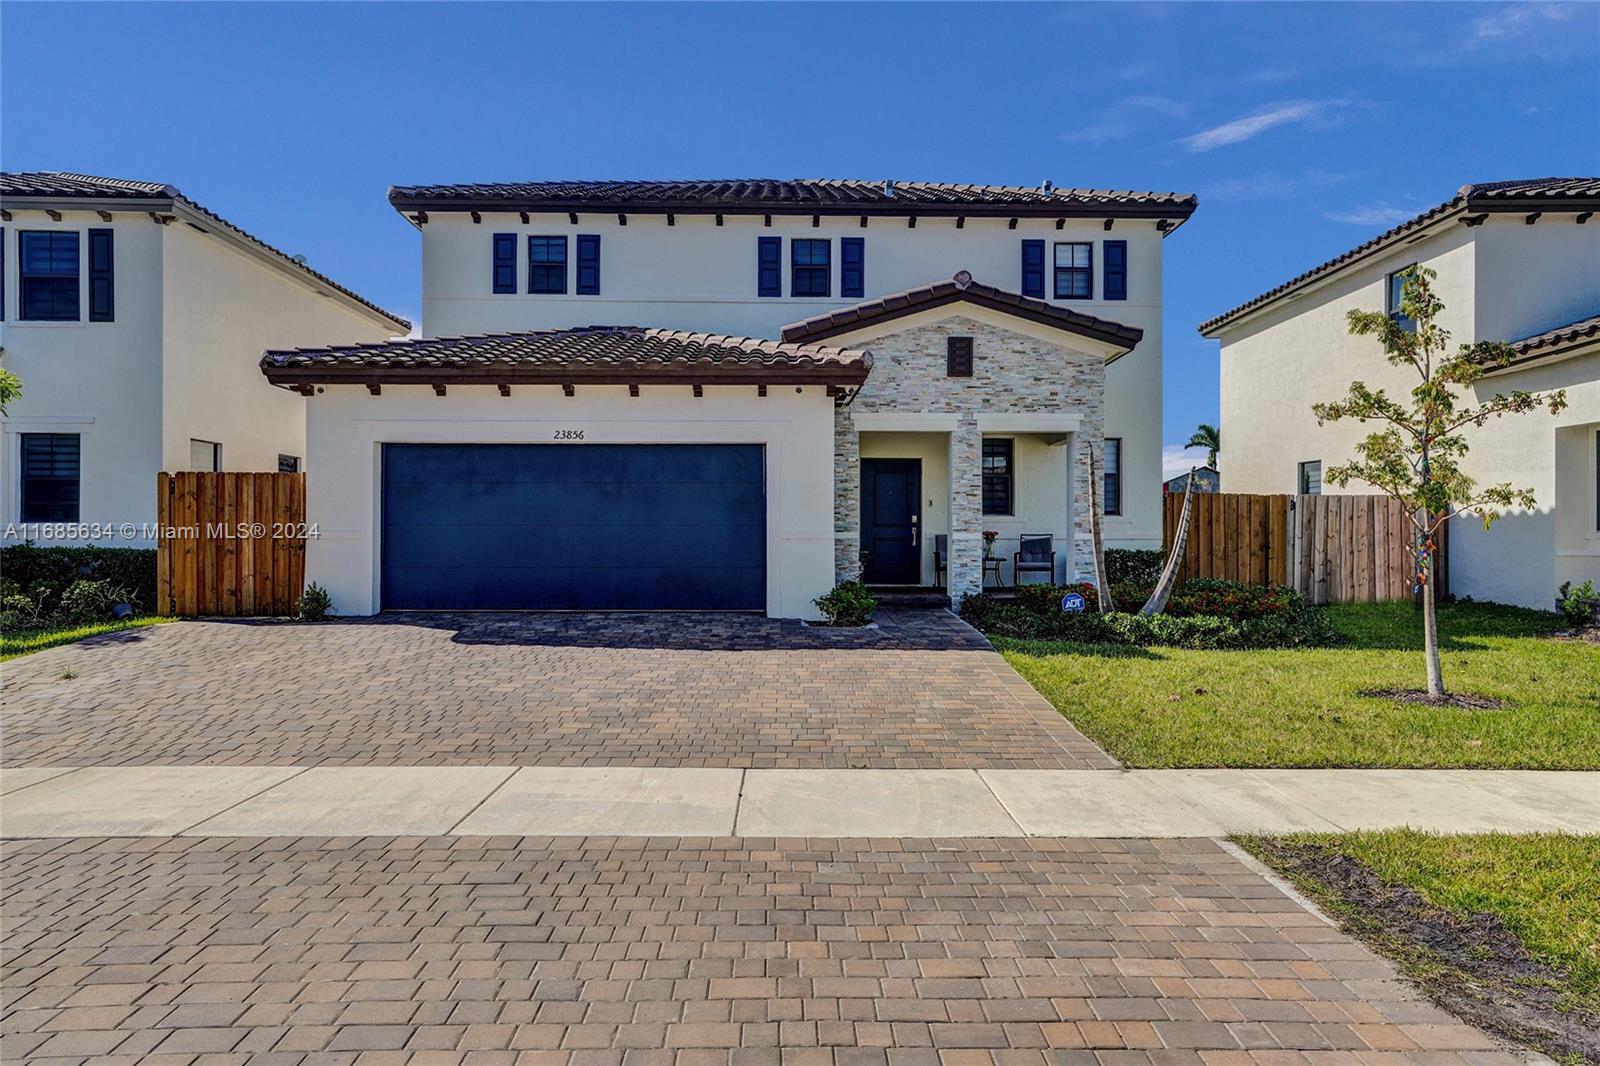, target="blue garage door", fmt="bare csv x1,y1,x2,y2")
382,443,766,610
